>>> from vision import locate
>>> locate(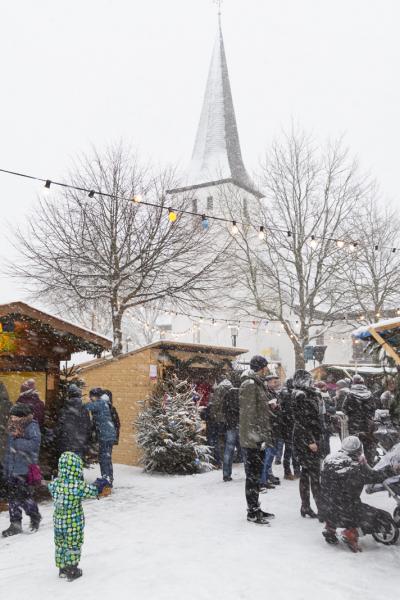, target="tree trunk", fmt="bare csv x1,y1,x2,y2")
111,309,123,357
294,342,305,370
